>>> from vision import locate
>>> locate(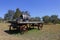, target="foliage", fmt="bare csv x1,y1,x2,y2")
29,17,41,21
0,17,3,22
3,8,60,24
13,8,22,19
4,10,15,20
42,16,50,24
34,17,41,21
42,15,60,24
4,8,31,21
50,15,58,24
